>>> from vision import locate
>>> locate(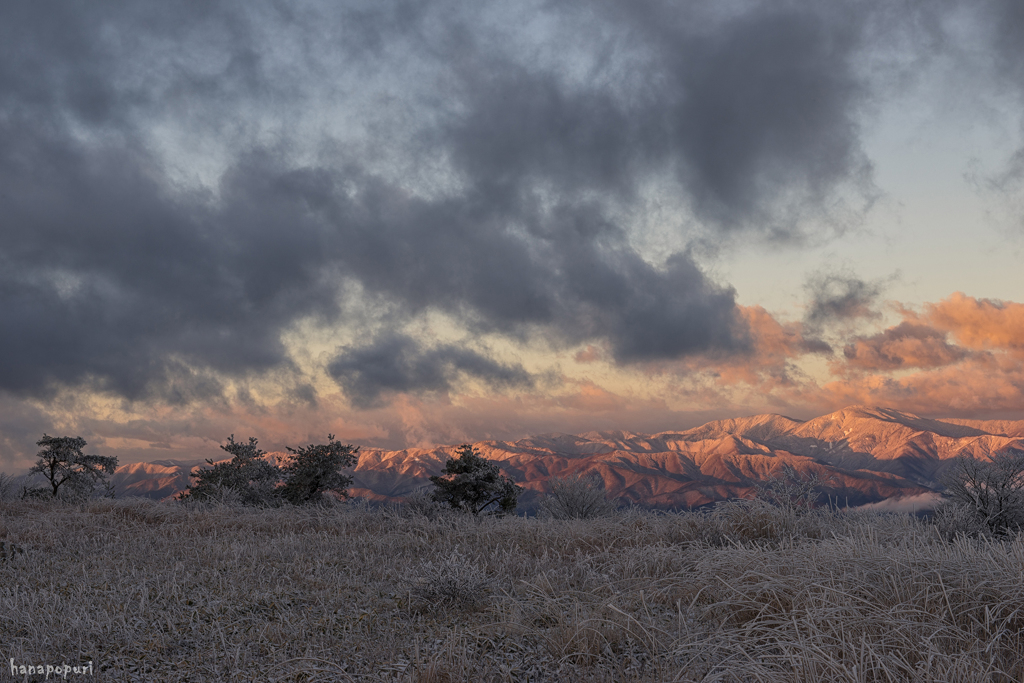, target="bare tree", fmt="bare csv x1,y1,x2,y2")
939,450,1024,537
